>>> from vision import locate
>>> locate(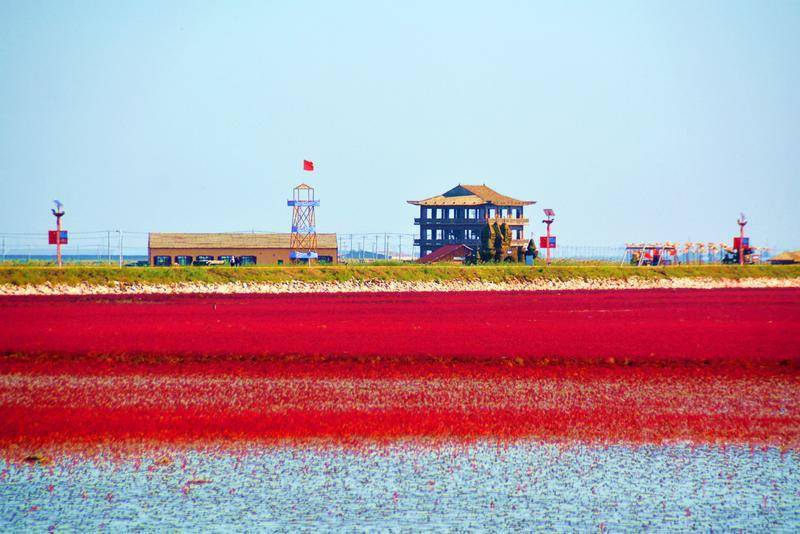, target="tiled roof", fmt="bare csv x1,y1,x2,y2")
408,194,486,206
149,233,338,249
770,250,800,262
418,244,474,263
408,184,535,206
